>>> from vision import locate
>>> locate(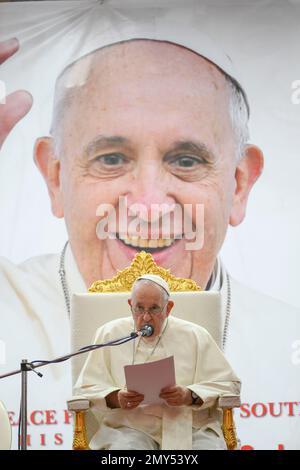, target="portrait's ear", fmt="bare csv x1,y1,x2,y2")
128,299,132,307
229,144,264,226
34,137,64,218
